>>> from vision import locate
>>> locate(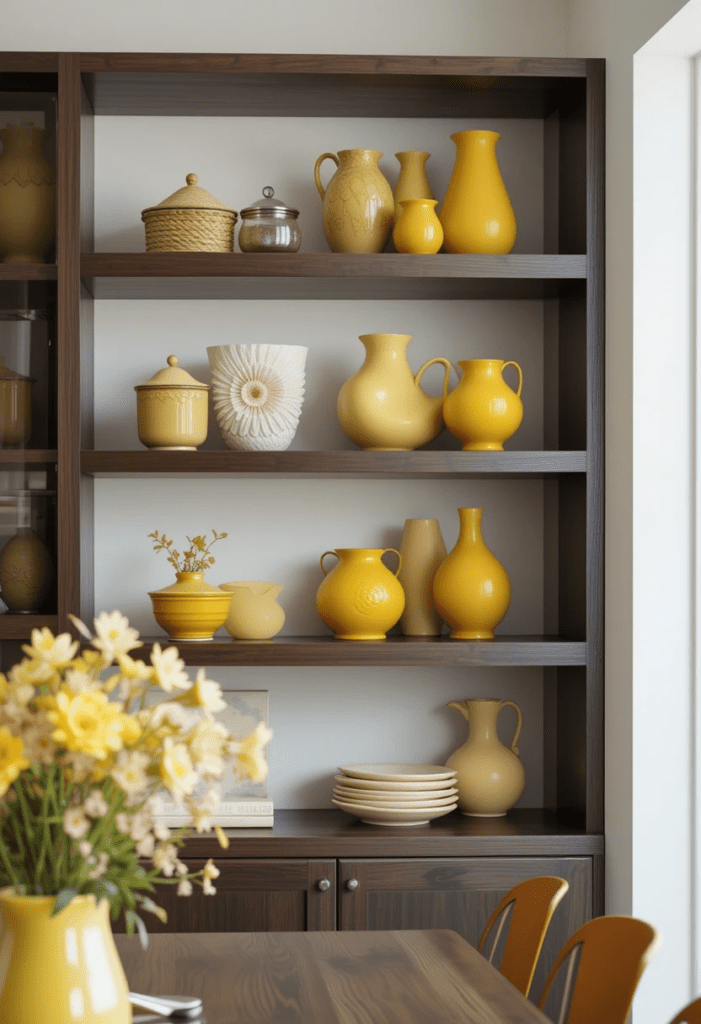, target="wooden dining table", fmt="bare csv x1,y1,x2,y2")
114,929,553,1024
